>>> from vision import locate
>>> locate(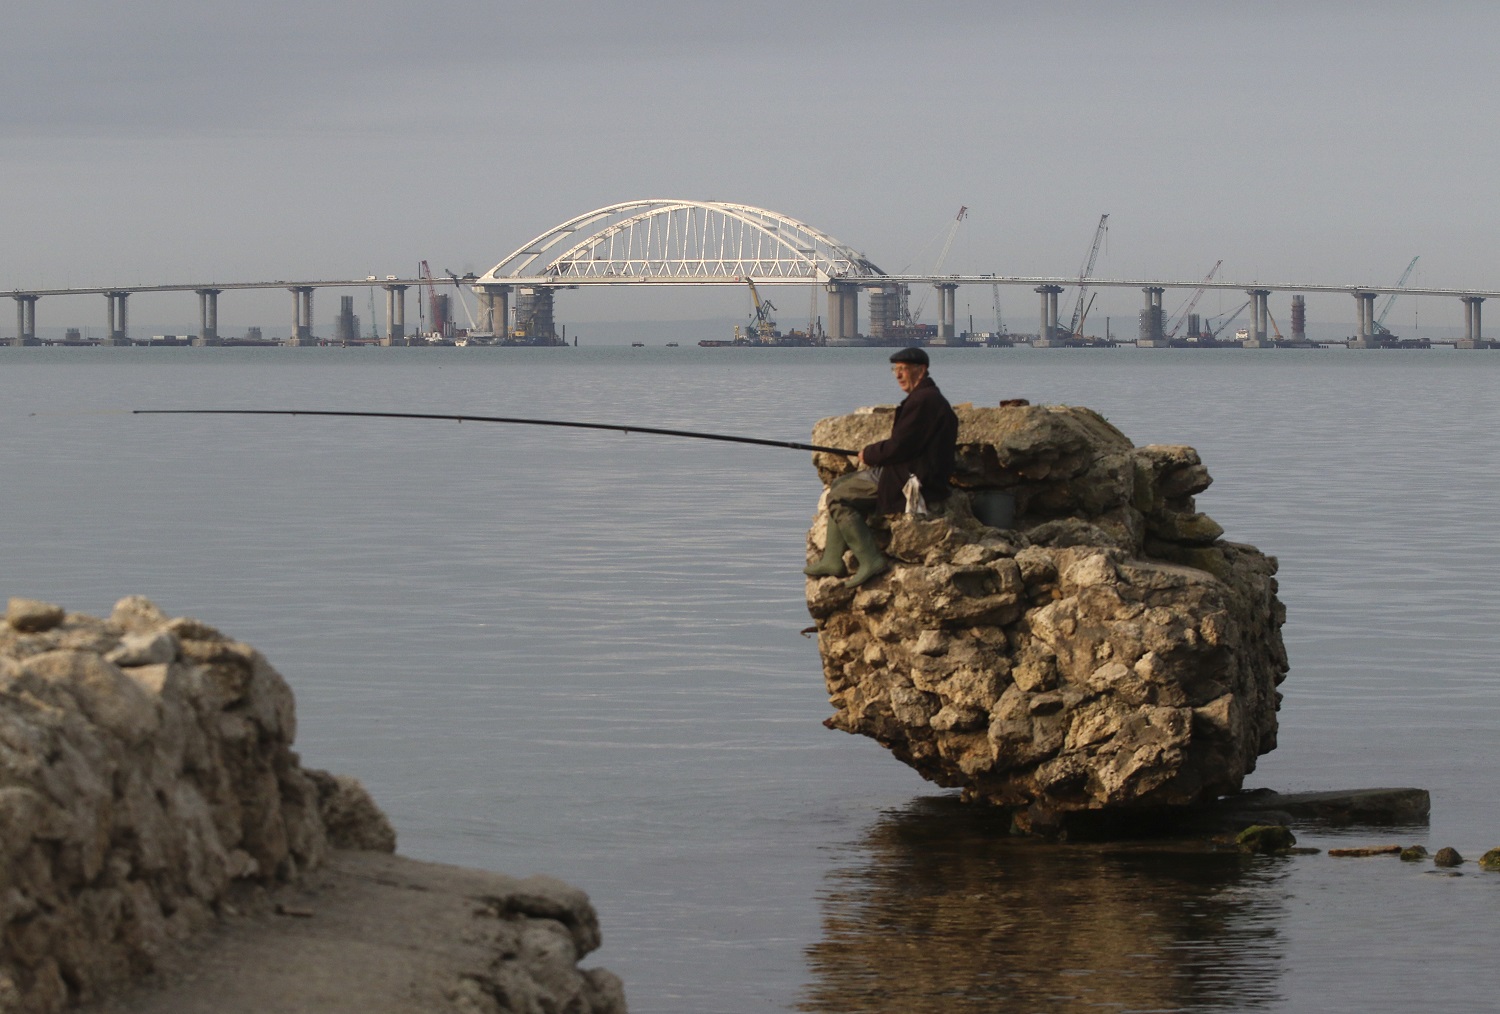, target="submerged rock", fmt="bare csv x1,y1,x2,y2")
1213,787,1431,827
1434,847,1465,868
1236,824,1297,854
1327,844,1403,857
806,403,1289,832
